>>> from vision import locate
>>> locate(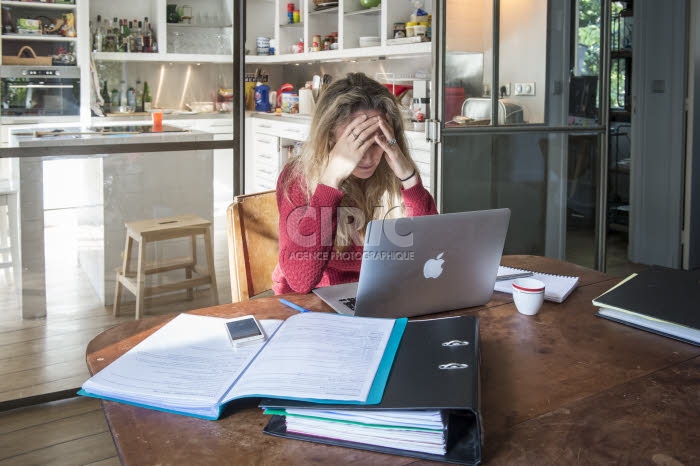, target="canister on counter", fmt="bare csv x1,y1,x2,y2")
293,9,300,23
281,92,299,114
393,22,406,38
